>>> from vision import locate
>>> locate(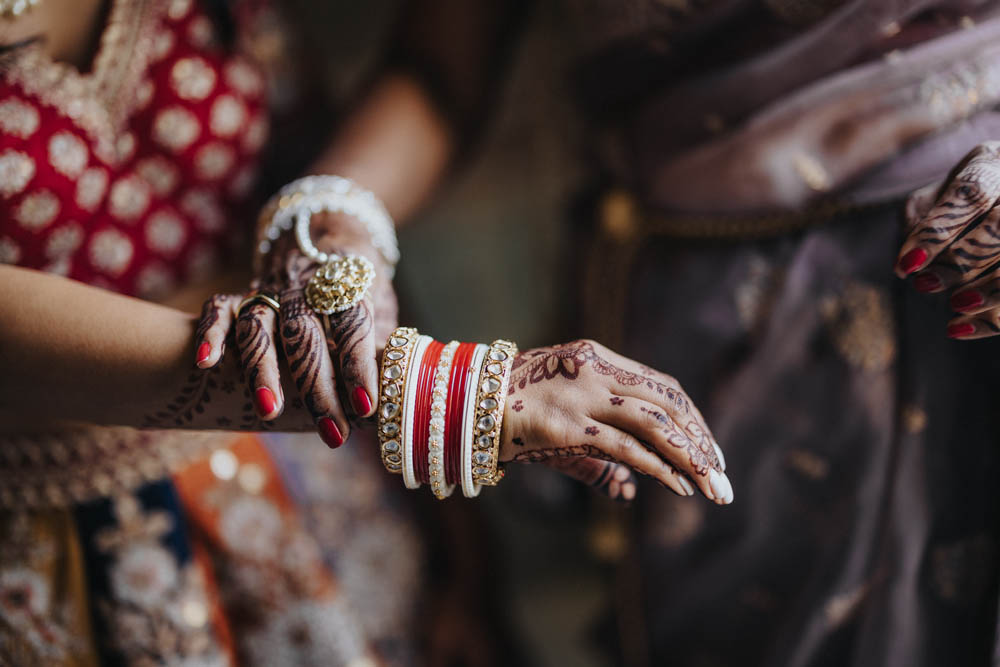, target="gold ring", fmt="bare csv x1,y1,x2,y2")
304,254,375,315
238,292,281,315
